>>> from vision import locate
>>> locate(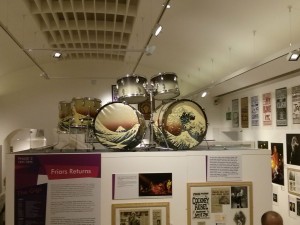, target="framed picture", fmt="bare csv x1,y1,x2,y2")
112,202,170,225
112,85,118,102
226,112,231,120
187,181,253,225
287,168,300,197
